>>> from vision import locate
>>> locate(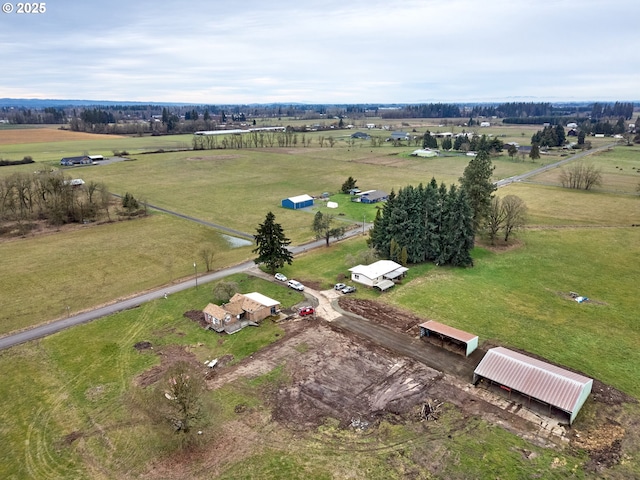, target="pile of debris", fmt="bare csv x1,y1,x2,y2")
420,399,443,422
